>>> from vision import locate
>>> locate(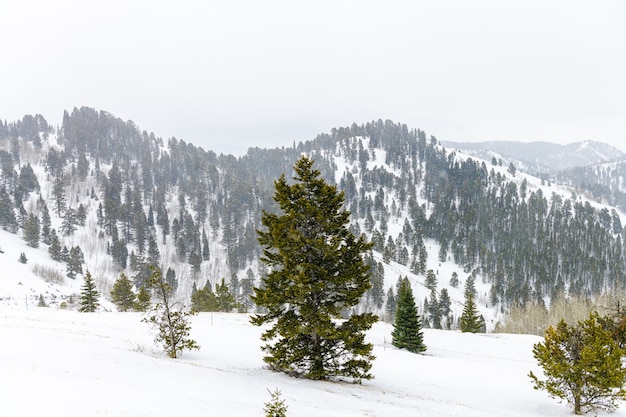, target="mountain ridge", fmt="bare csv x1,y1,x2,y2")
441,139,626,174
1,109,625,332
